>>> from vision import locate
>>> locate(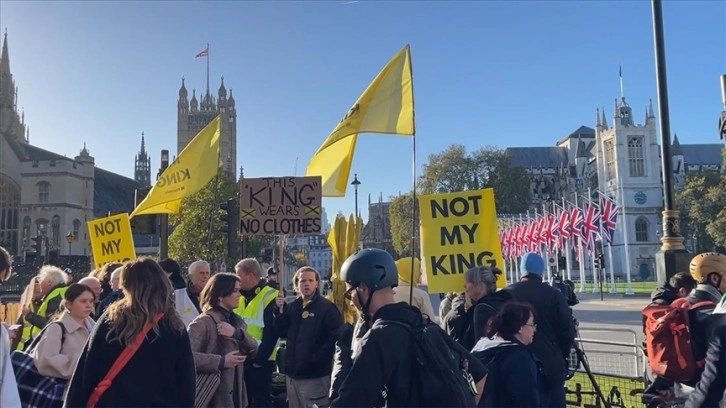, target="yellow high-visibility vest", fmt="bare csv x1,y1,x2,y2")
234,286,278,360
16,286,67,351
